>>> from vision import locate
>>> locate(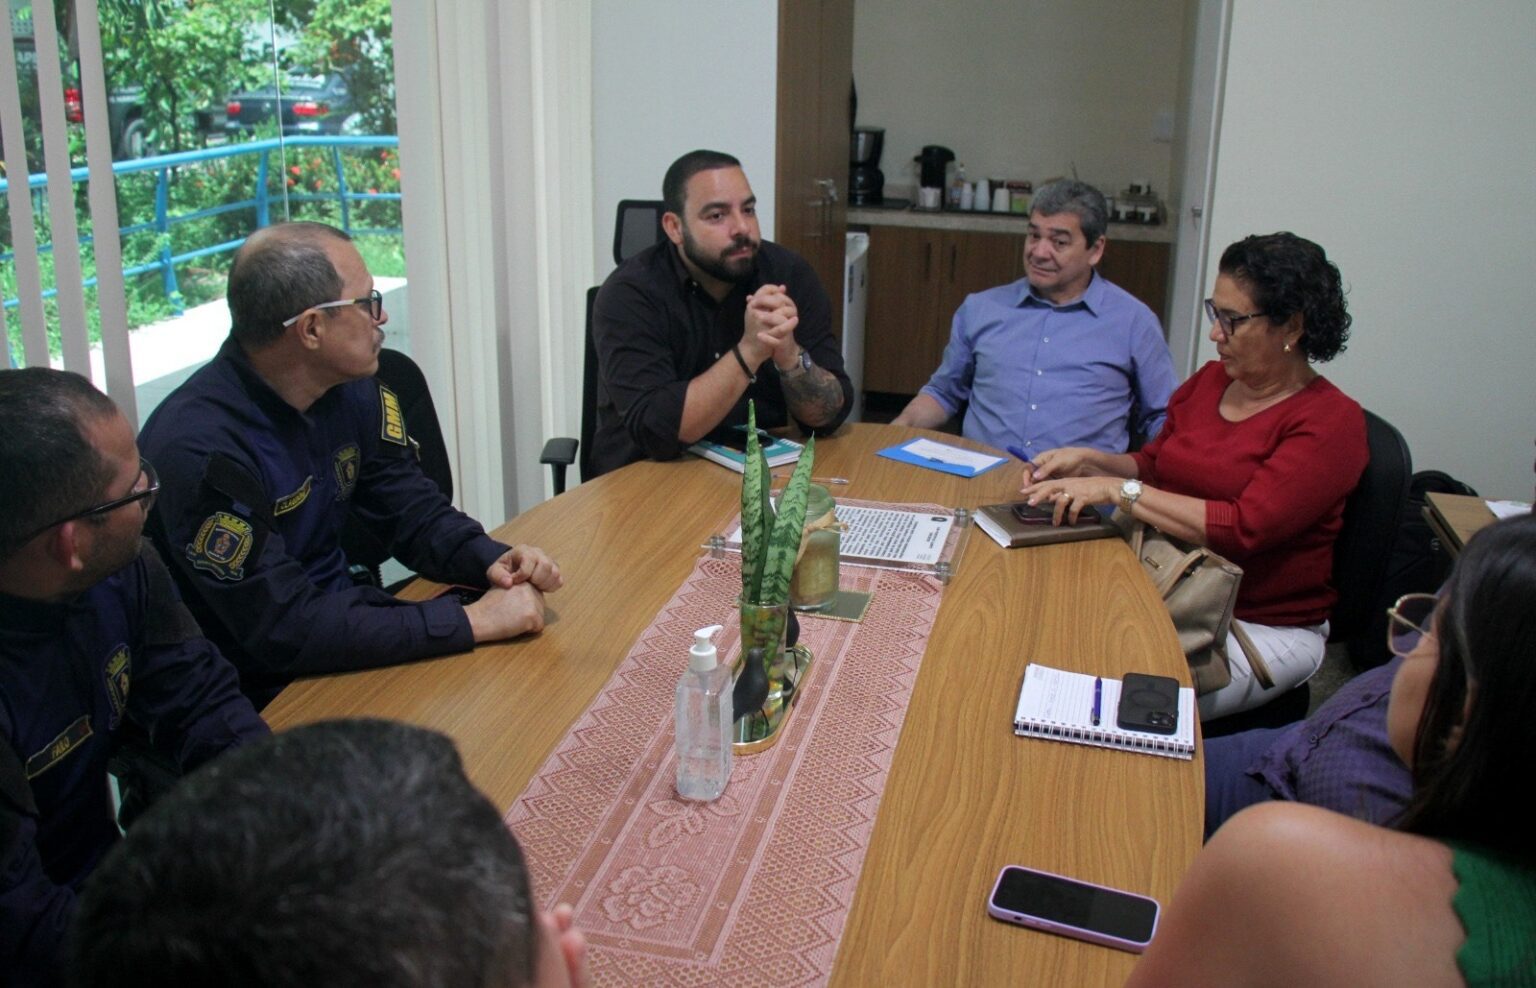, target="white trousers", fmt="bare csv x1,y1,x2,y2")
1197,620,1329,721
